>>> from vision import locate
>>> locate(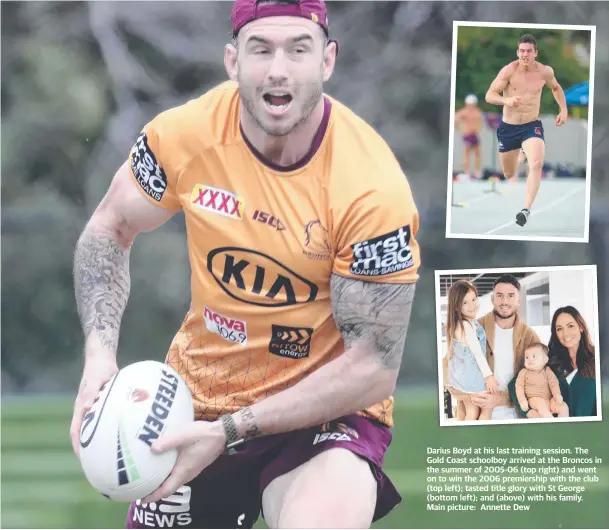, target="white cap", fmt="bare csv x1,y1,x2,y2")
465,94,478,105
